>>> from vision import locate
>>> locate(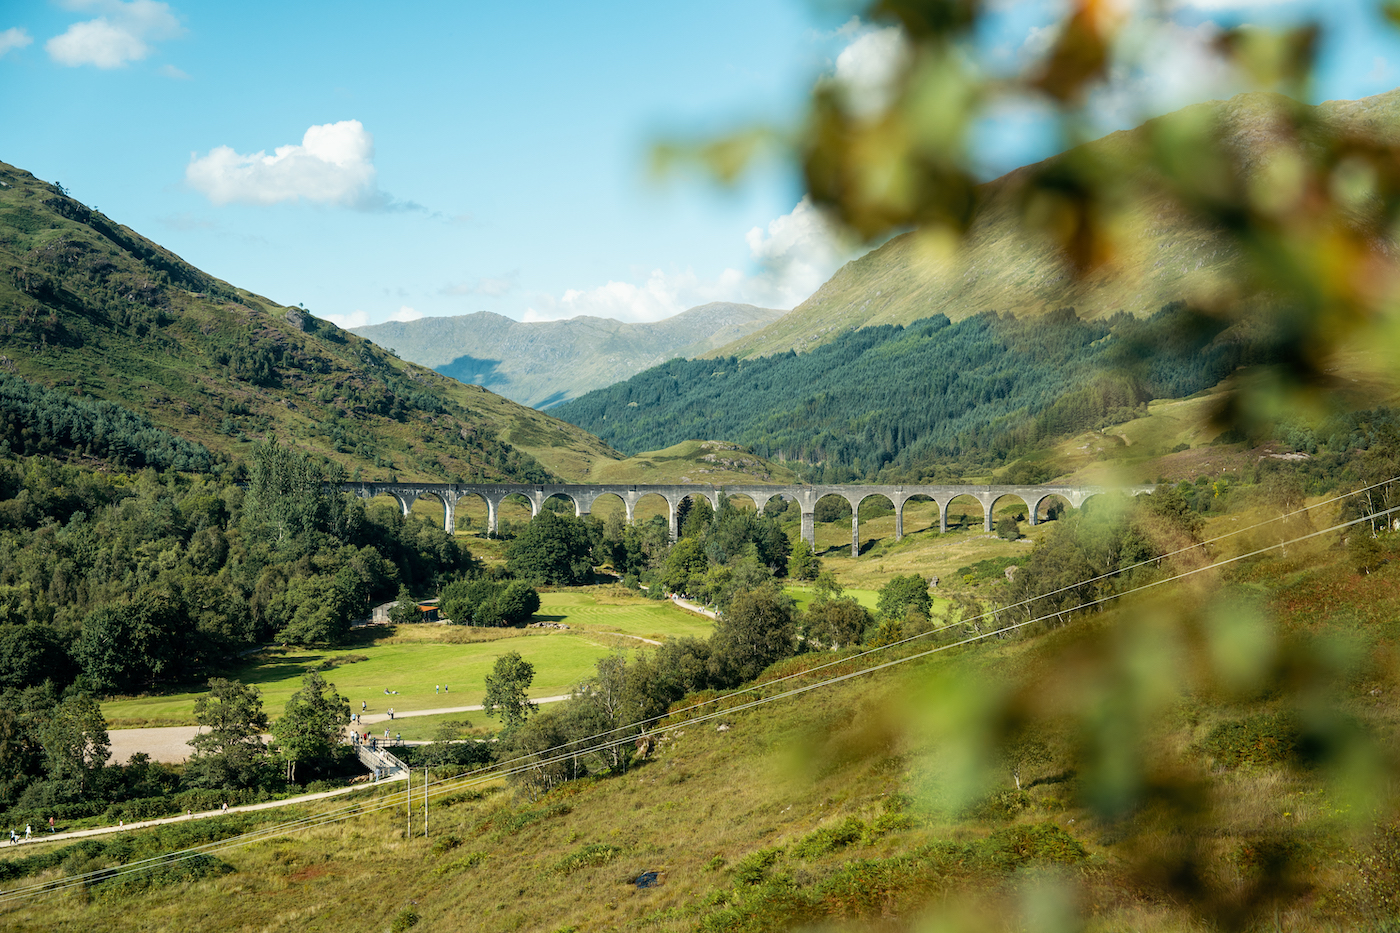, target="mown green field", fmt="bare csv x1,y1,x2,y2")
102,590,711,728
